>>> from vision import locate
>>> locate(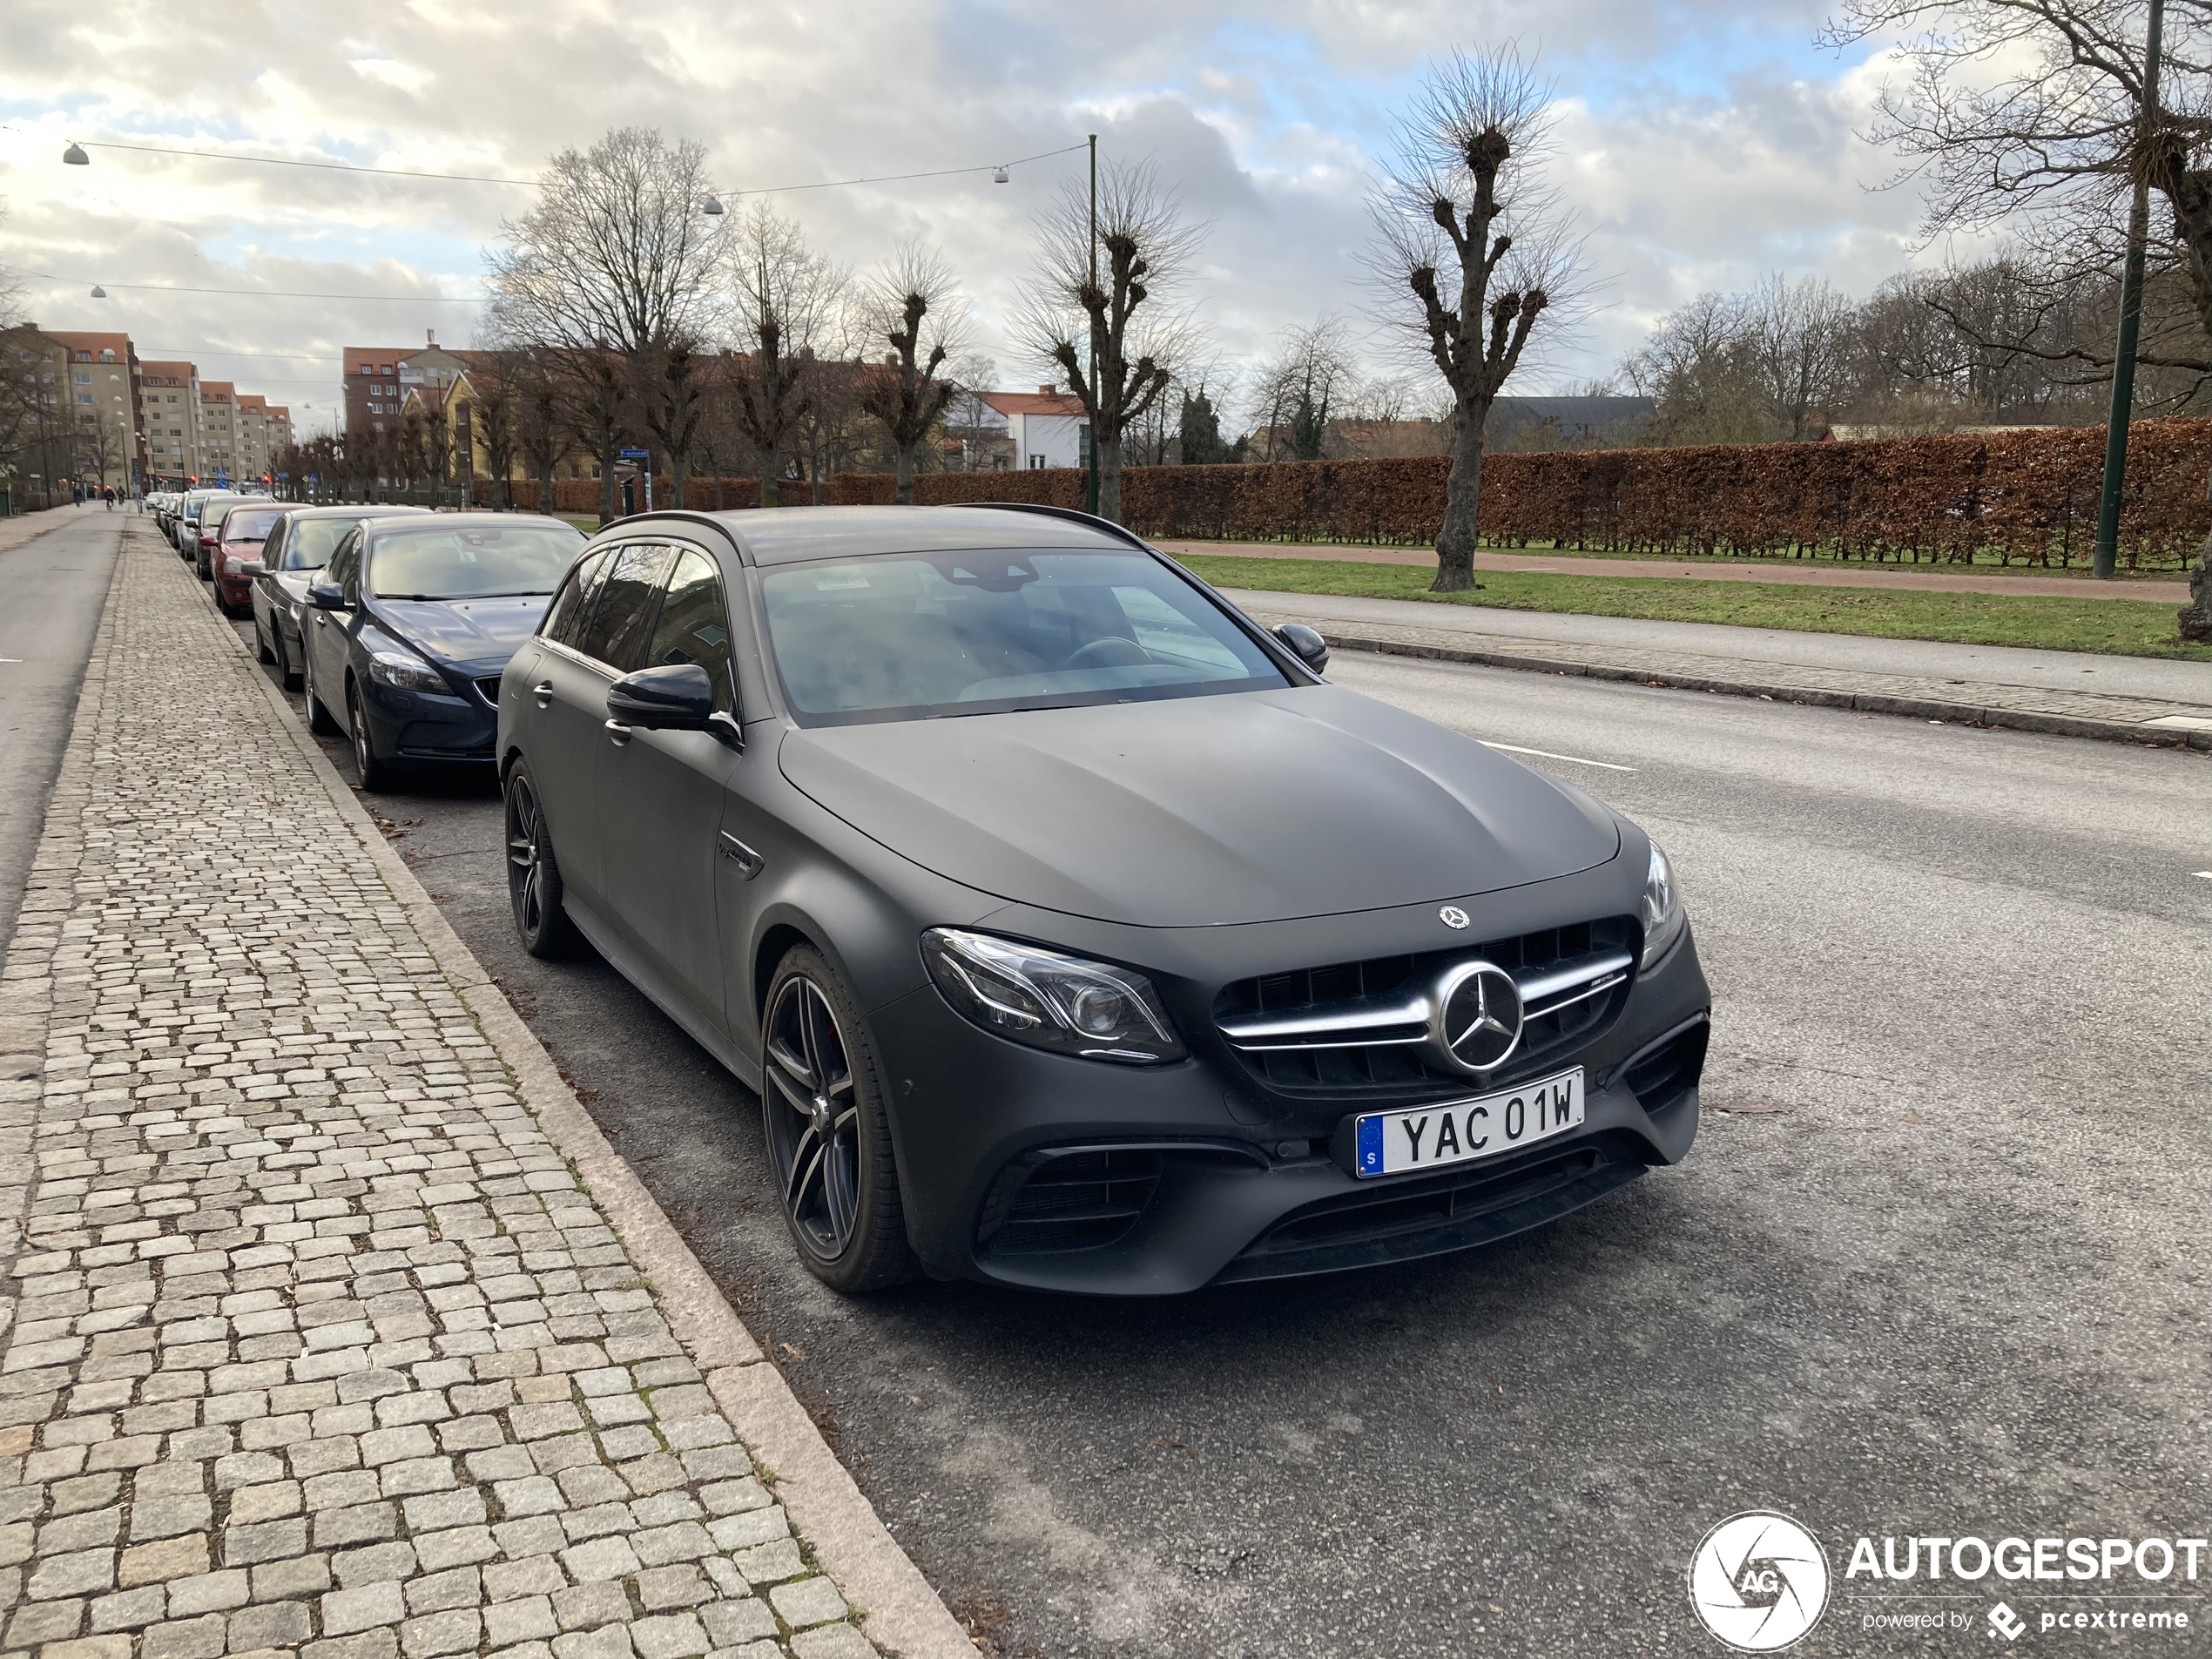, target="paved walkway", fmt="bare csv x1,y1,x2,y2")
0,527,928,1659
1230,588,2212,749
1163,538,2197,603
